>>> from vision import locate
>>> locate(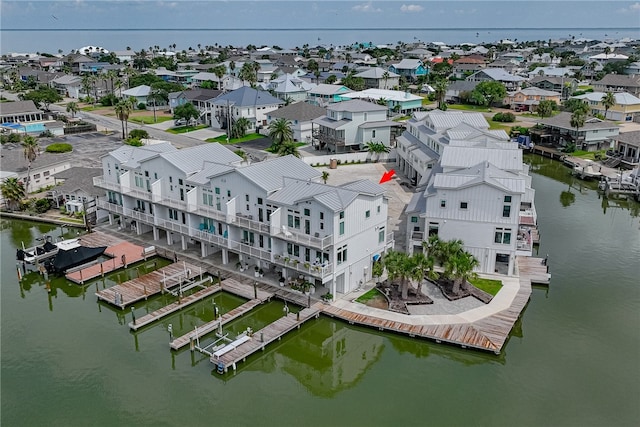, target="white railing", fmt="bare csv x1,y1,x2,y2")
160,197,188,210
156,218,190,235
125,207,155,224
192,229,228,246
96,199,124,215
230,213,271,234
410,231,424,241
229,240,271,260
272,256,333,279
93,177,122,192
276,228,333,250
387,232,394,244
193,205,227,222
123,186,152,202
